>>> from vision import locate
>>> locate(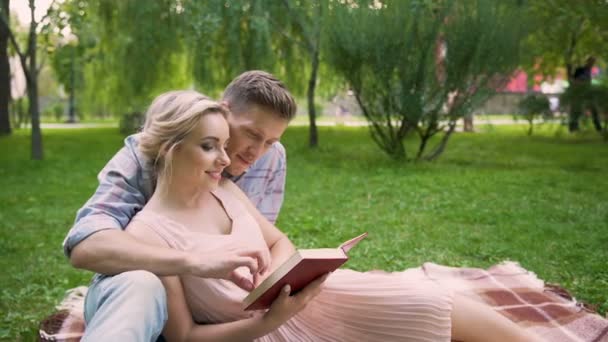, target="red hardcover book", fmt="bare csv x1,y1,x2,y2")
243,232,368,311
